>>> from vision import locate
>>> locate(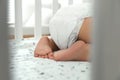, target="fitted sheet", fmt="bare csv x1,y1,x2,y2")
9,38,90,80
